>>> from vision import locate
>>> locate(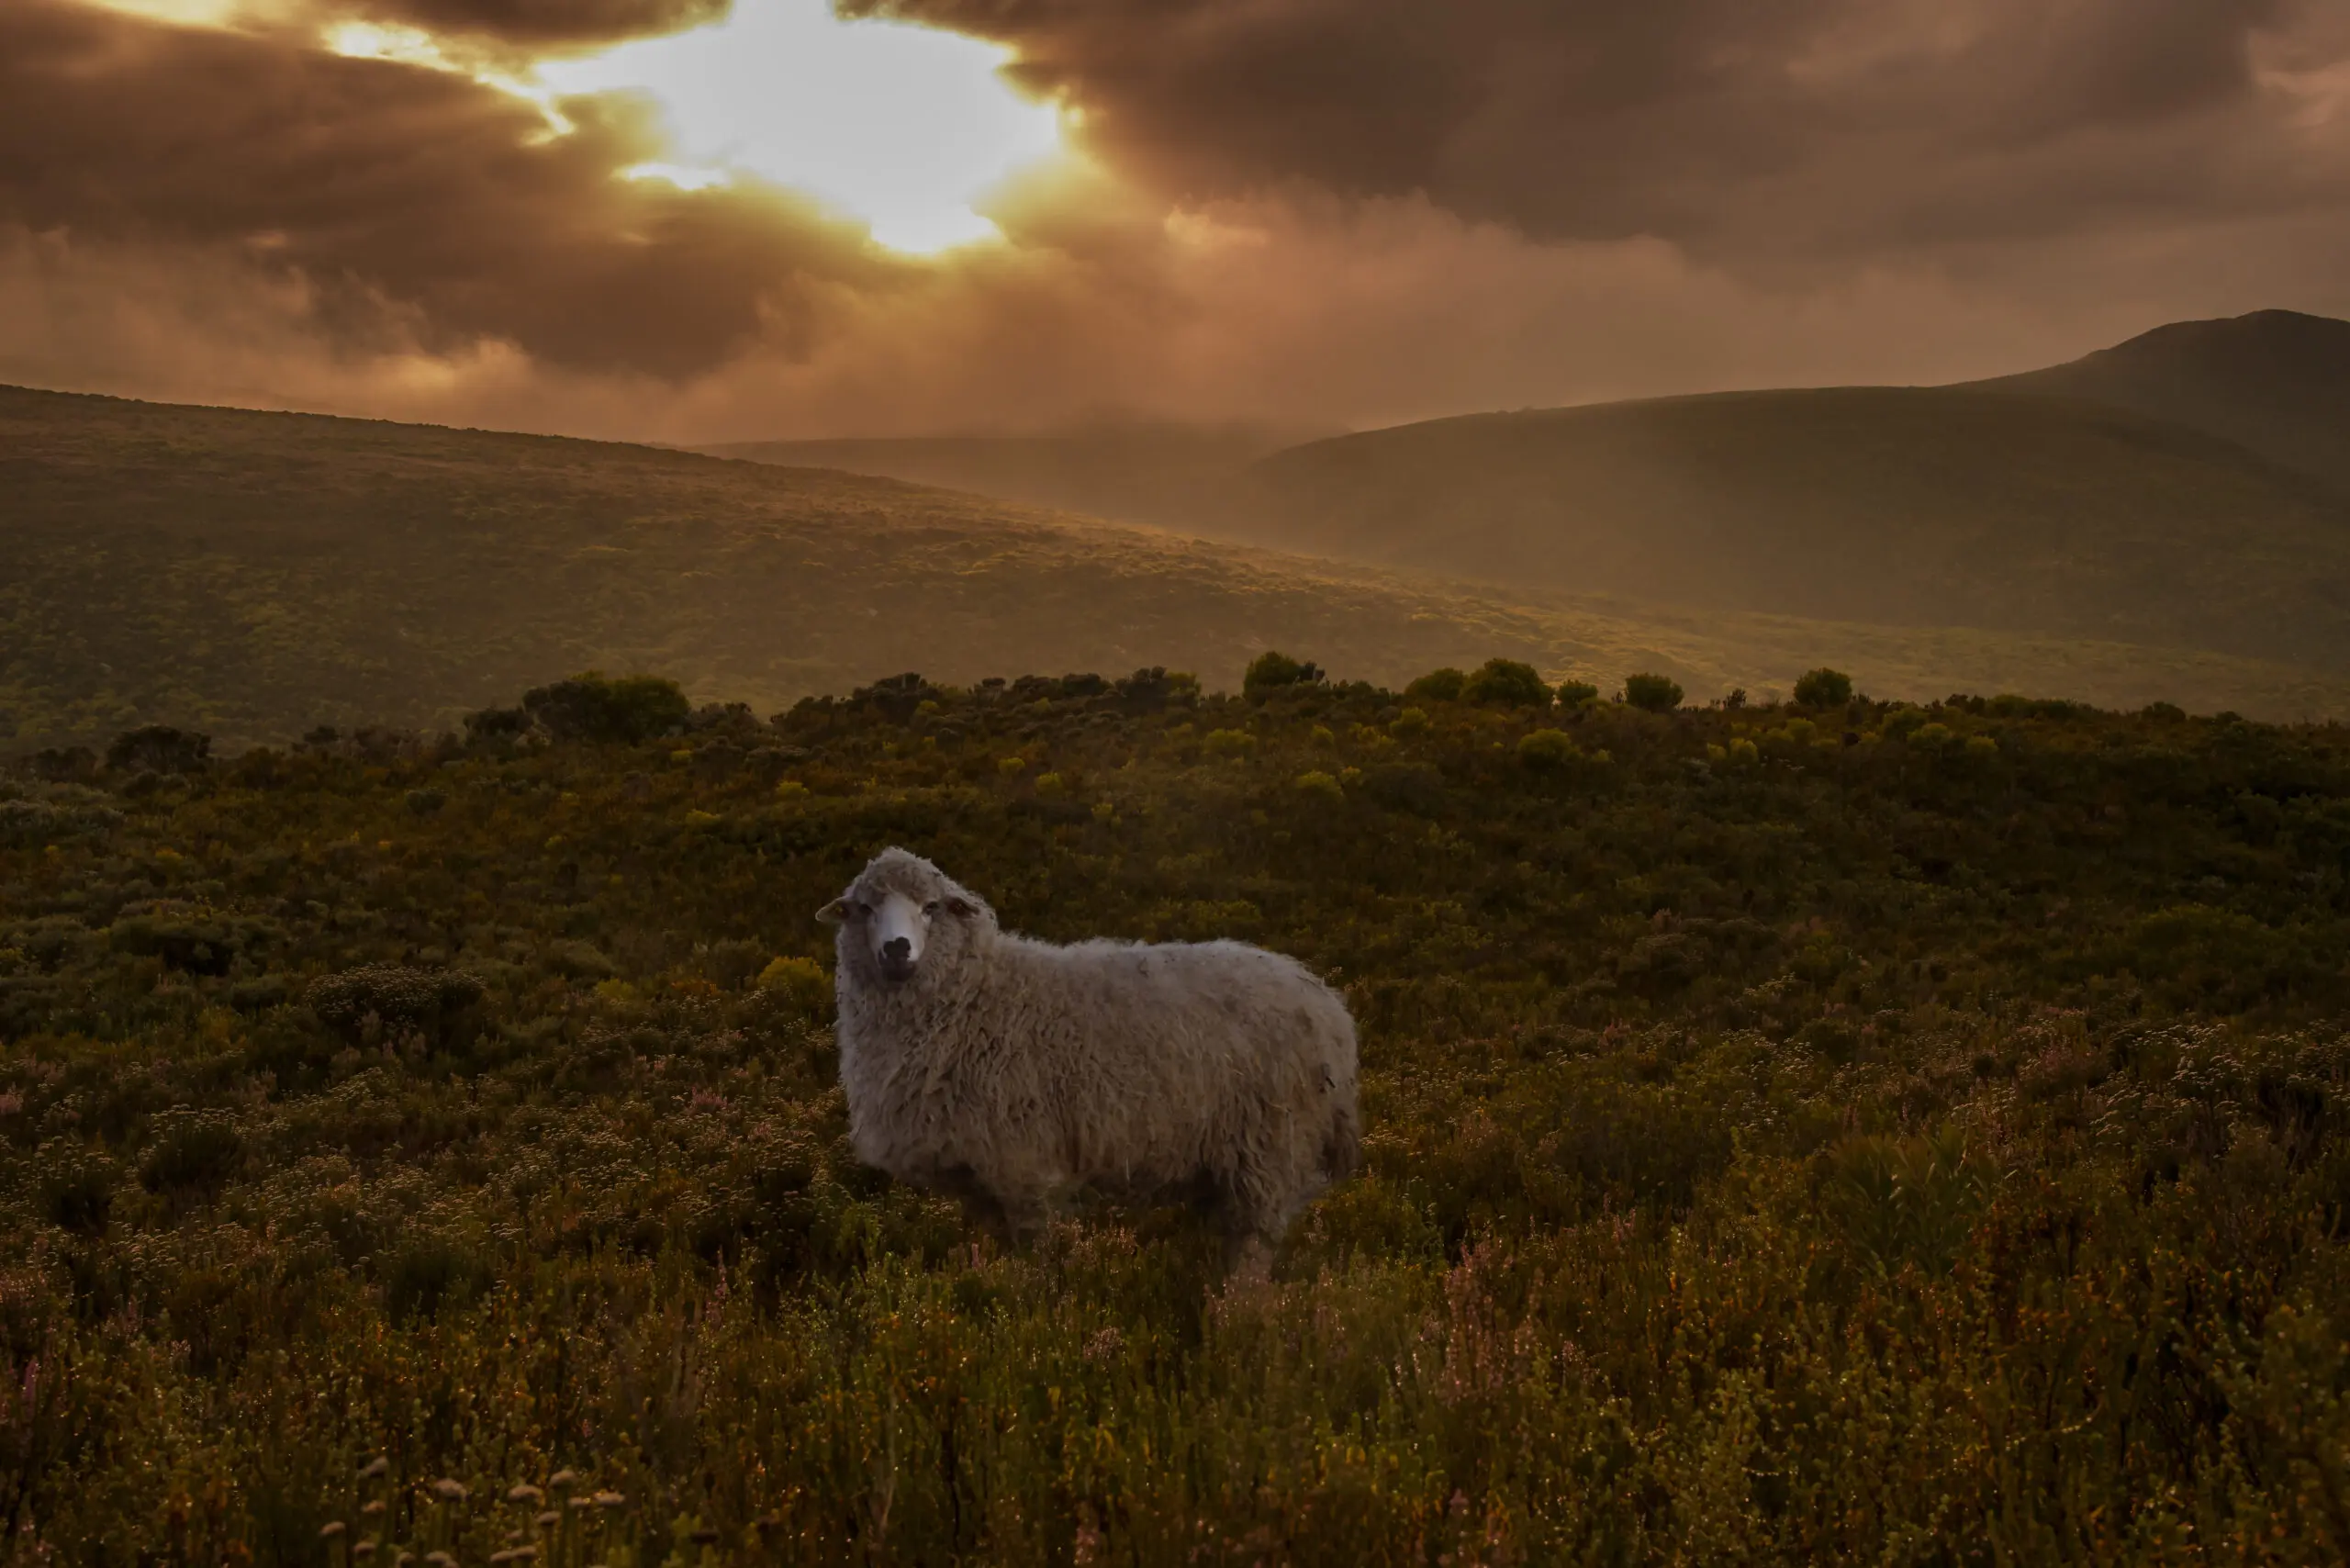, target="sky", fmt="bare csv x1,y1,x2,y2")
2,0,2346,441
